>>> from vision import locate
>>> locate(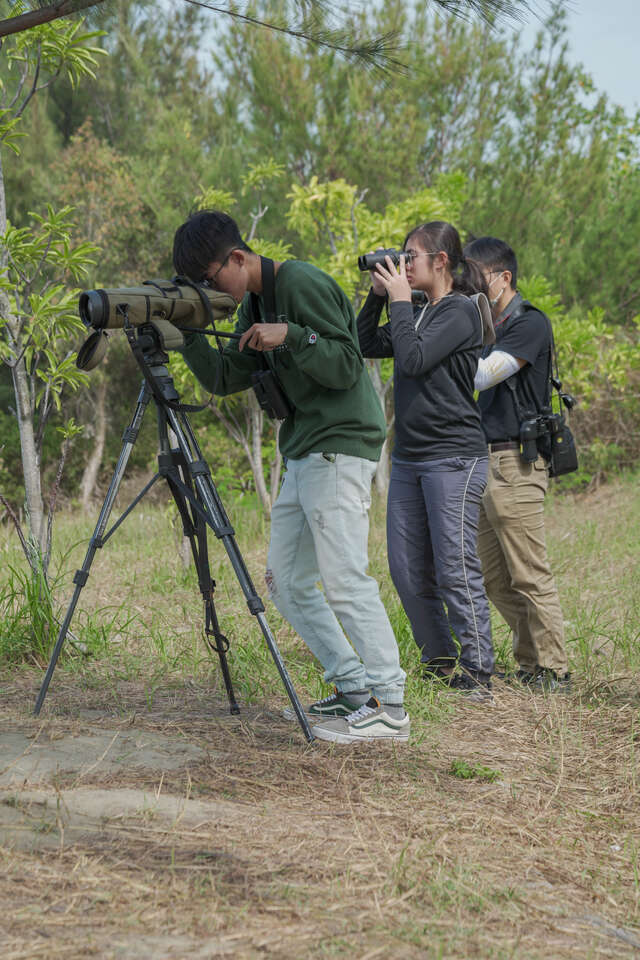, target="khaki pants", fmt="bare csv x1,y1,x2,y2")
477,450,568,674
